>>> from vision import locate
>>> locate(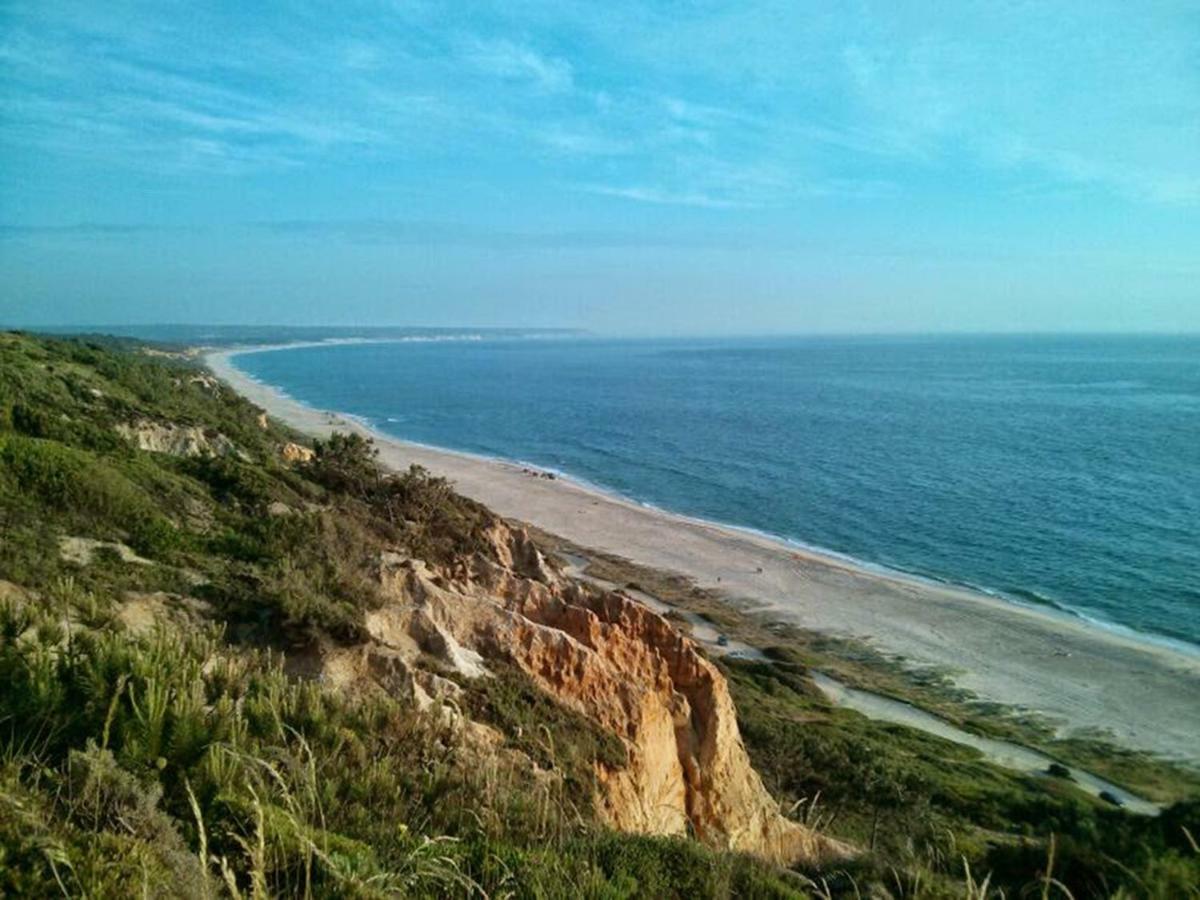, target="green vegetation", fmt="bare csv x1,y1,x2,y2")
1,330,1196,898
305,431,496,567
723,657,1200,898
